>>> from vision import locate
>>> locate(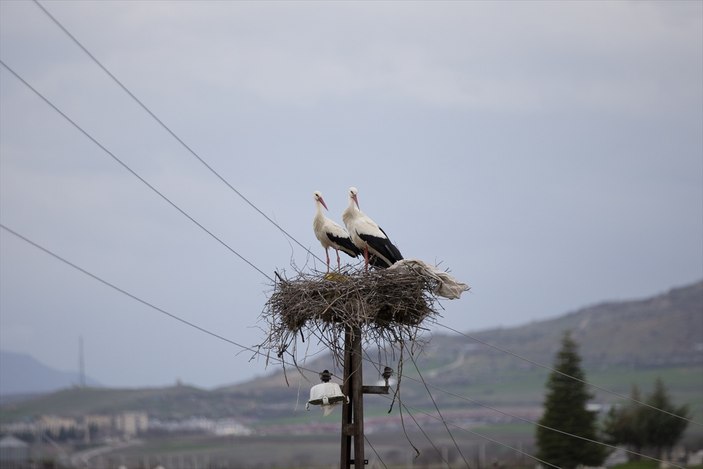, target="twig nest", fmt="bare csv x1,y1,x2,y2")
271,267,436,331
258,263,459,372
